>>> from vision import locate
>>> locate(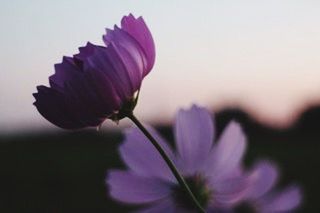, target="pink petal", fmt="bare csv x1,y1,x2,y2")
210,175,250,208
84,44,135,100
121,14,156,75
247,160,278,199
259,186,302,213
119,127,176,182
50,56,81,89
174,105,214,175
204,121,246,181
103,26,147,84
136,198,177,213
106,170,171,204
33,86,83,129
